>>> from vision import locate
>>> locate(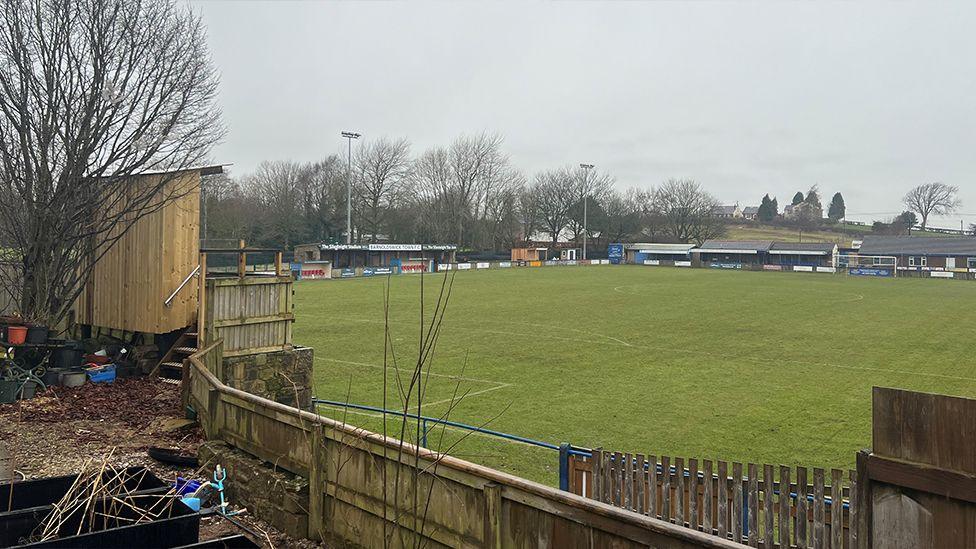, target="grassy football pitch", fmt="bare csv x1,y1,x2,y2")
295,266,976,485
